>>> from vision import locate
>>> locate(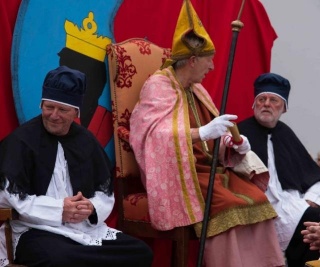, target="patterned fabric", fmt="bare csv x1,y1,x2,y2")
130,67,217,230
108,39,277,240
117,126,130,143
107,38,171,222
123,193,150,222
129,66,277,235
